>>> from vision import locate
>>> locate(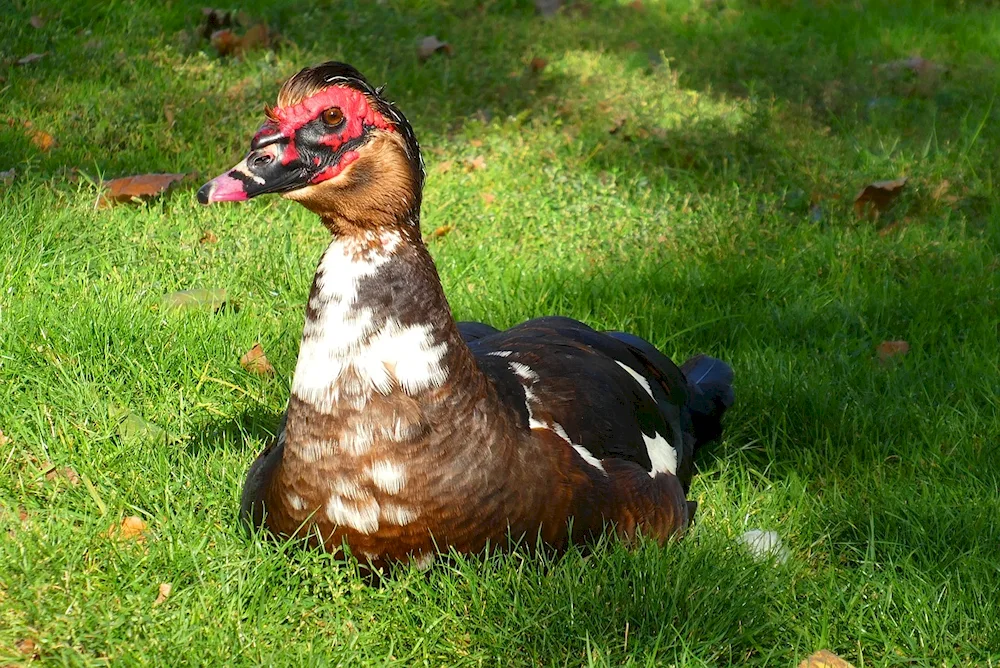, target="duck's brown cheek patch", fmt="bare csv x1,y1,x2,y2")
310,150,360,184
